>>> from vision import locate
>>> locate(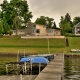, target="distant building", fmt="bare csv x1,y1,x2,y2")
74,22,80,35
26,22,47,36
46,28,61,36
12,29,26,36
12,22,61,36
26,22,61,36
